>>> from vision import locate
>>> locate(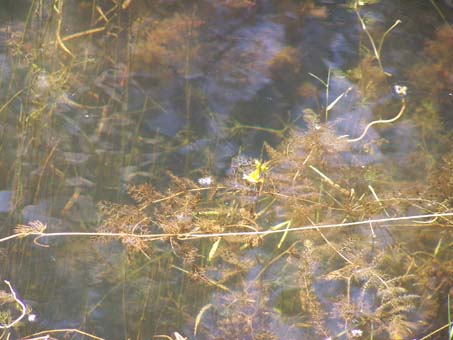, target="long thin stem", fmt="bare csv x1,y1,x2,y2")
345,97,406,143
0,281,27,329
377,19,402,57
429,0,450,26
3,212,452,246
354,3,383,71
